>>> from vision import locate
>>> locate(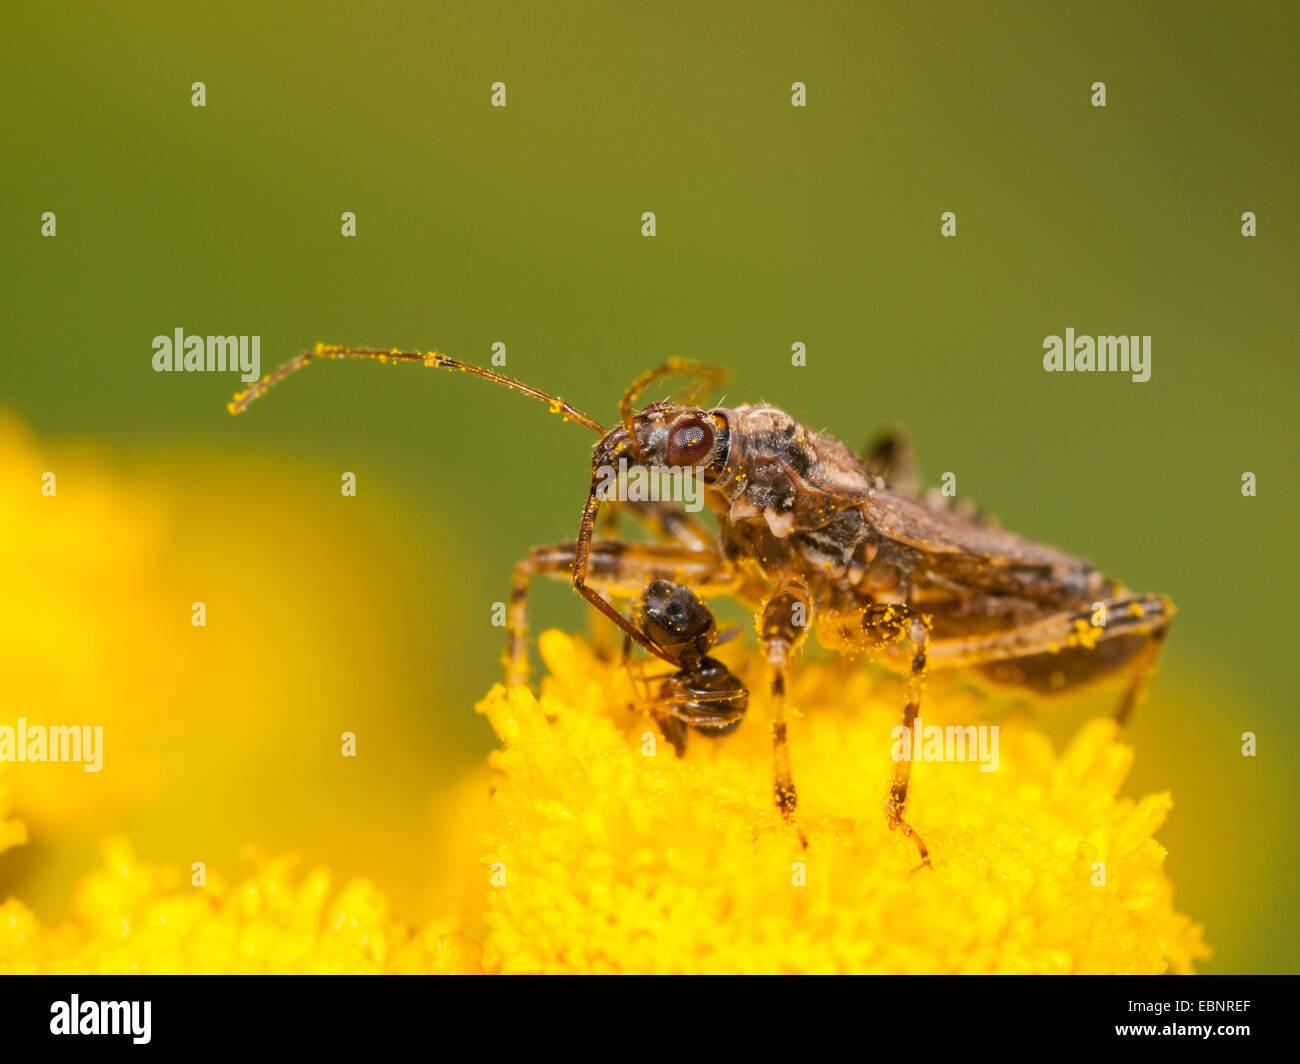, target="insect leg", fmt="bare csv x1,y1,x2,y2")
1112,606,1173,727
653,686,748,723
880,609,933,870
508,539,729,684
617,359,729,456
860,427,918,493
588,500,720,660
573,489,685,664
618,635,691,756
633,682,747,756
599,499,716,551
821,603,933,868
758,582,813,848
923,593,1174,726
